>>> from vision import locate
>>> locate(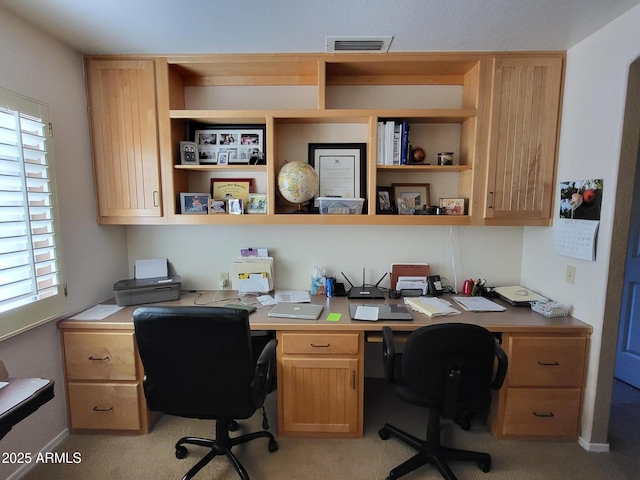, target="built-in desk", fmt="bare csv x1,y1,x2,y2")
57,292,592,440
